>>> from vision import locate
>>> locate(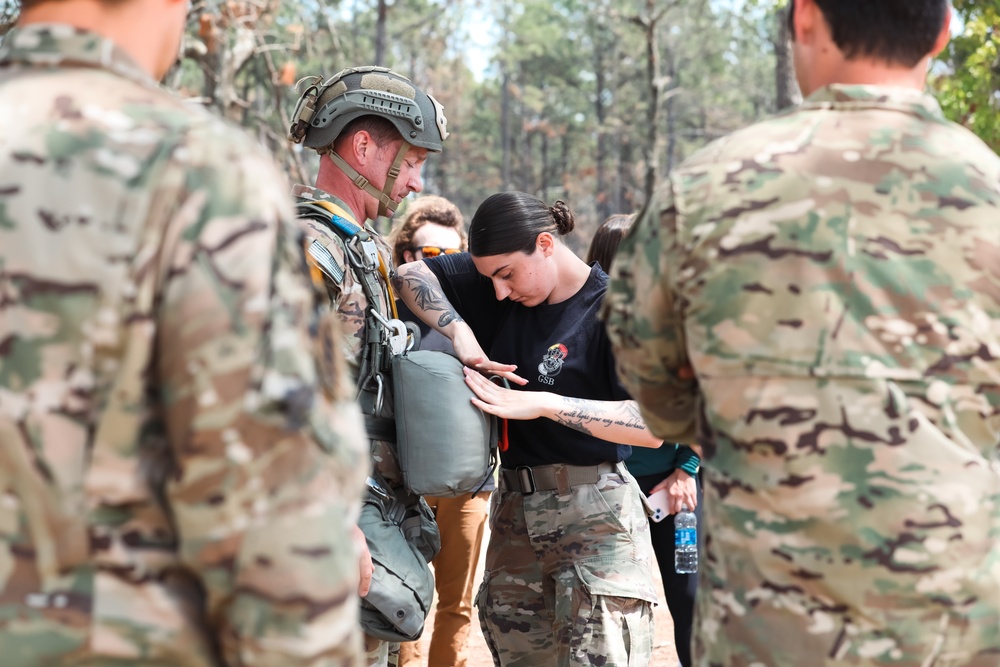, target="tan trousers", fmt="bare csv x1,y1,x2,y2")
399,492,489,667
